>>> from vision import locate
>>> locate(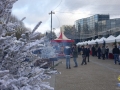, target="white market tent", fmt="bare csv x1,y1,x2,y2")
87,40,91,45
77,42,83,45
95,38,100,42
97,37,107,44
80,41,87,45
88,38,100,45
106,35,116,43
116,35,120,42
76,42,80,45
94,38,100,44
84,41,88,45
76,35,120,45
88,39,95,44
